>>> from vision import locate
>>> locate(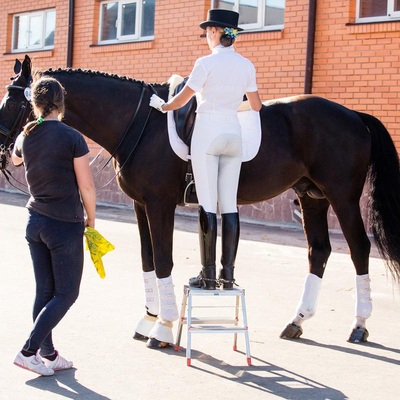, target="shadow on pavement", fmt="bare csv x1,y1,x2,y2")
188,351,348,400
25,368,111,400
